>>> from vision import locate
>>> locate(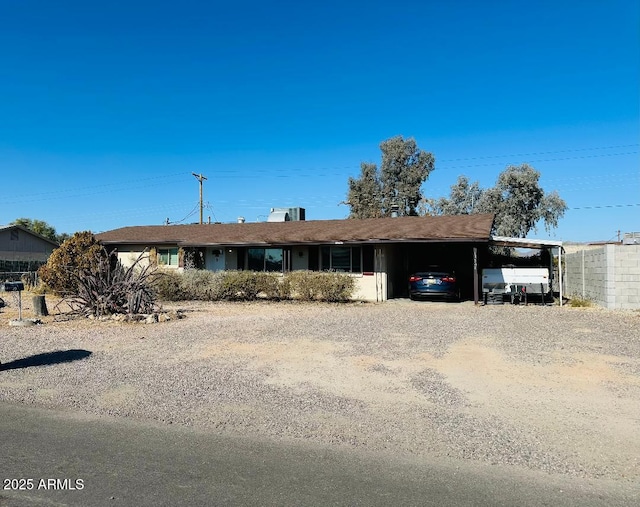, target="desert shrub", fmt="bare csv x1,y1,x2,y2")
256,272,290,300
285,271,355,302
151,269,188,301
152,269,355,303
568,295,593,308
286,270,319,301
315,272,356,302
181,269,221,300
214,271,260,301
38,231,106,296
152,269,223,301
